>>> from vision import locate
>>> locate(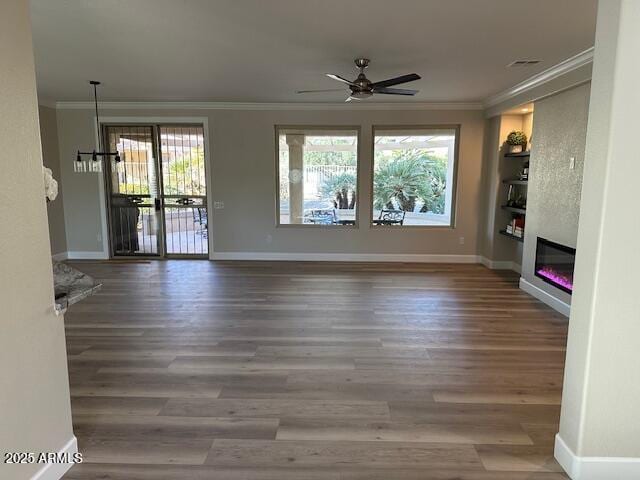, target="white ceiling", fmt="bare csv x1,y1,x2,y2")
30,0,597,103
